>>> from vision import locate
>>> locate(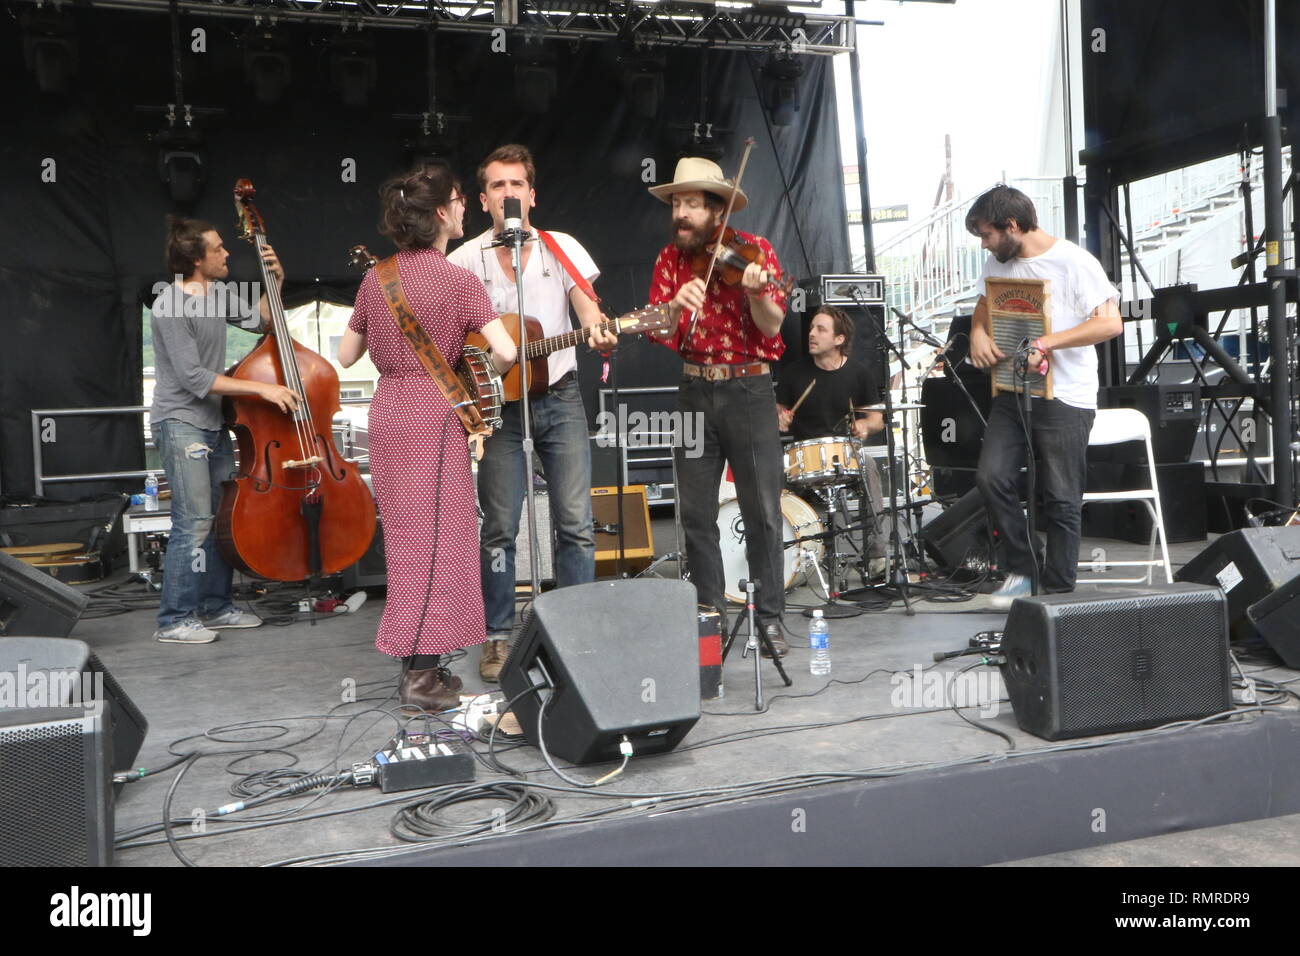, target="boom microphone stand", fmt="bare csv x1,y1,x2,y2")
846,287,915,614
